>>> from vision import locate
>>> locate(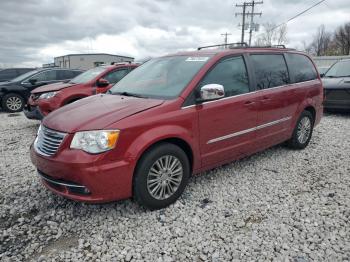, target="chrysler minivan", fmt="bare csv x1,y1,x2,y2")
30,46,323,209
